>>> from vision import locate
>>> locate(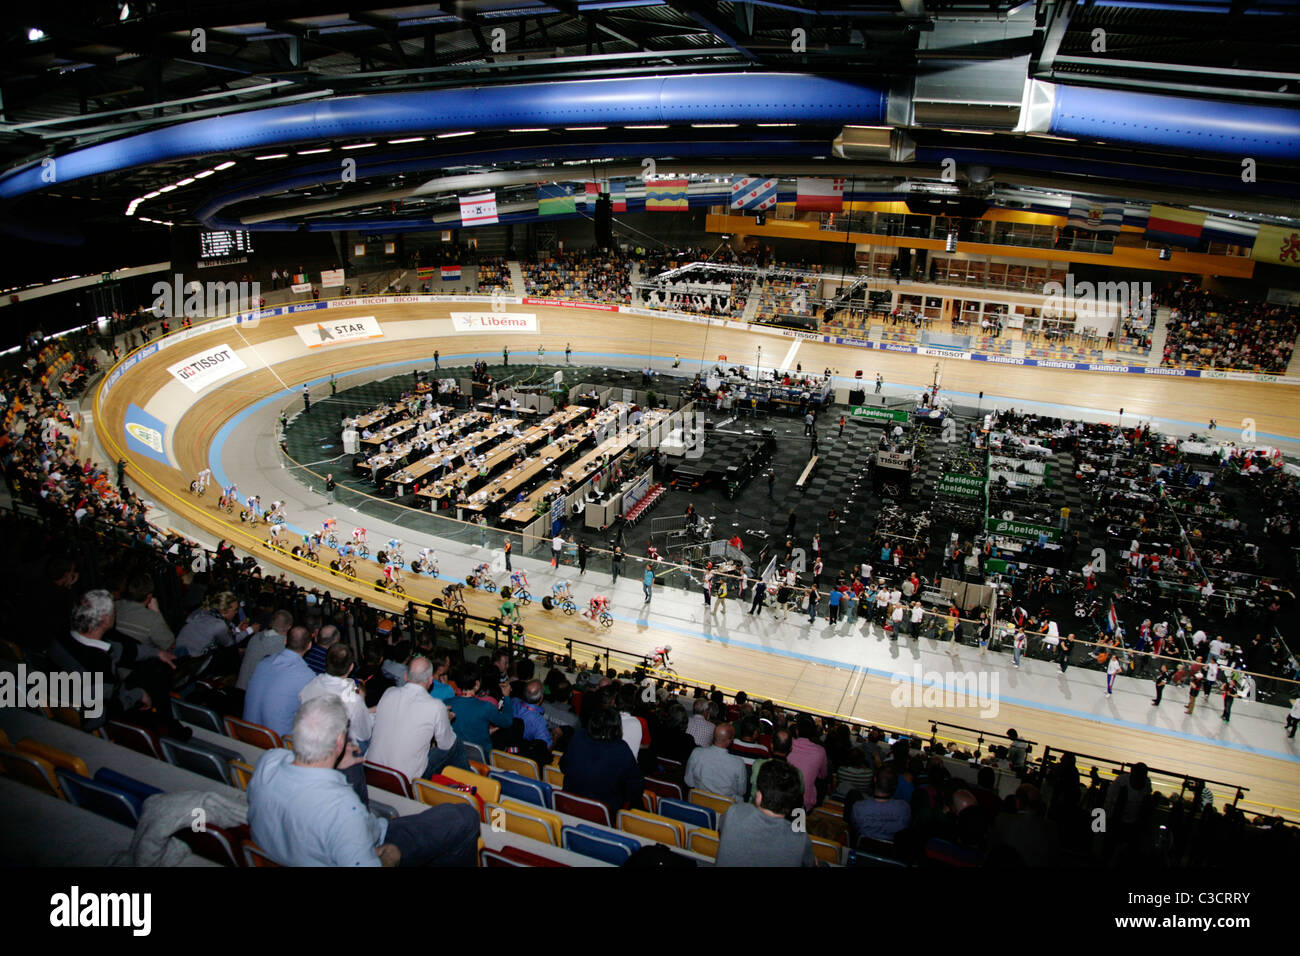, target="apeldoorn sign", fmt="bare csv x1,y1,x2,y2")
167,344,247,392
449,312,538,333
295,316,383,348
